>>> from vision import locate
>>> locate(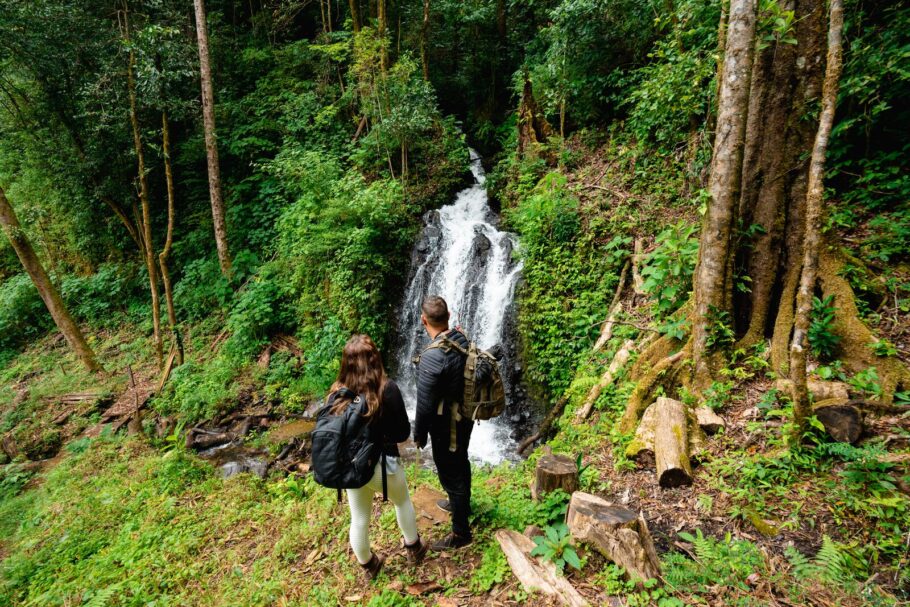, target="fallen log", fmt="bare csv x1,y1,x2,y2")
517,394,569,456
532,454,578,501
576,340,635,421
565,492,661,582
774,378,849,401
653,397,692,487
593,260,630,352
42,391,110,405
495,529,589,607
627,397,707,477
812,398,862,444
